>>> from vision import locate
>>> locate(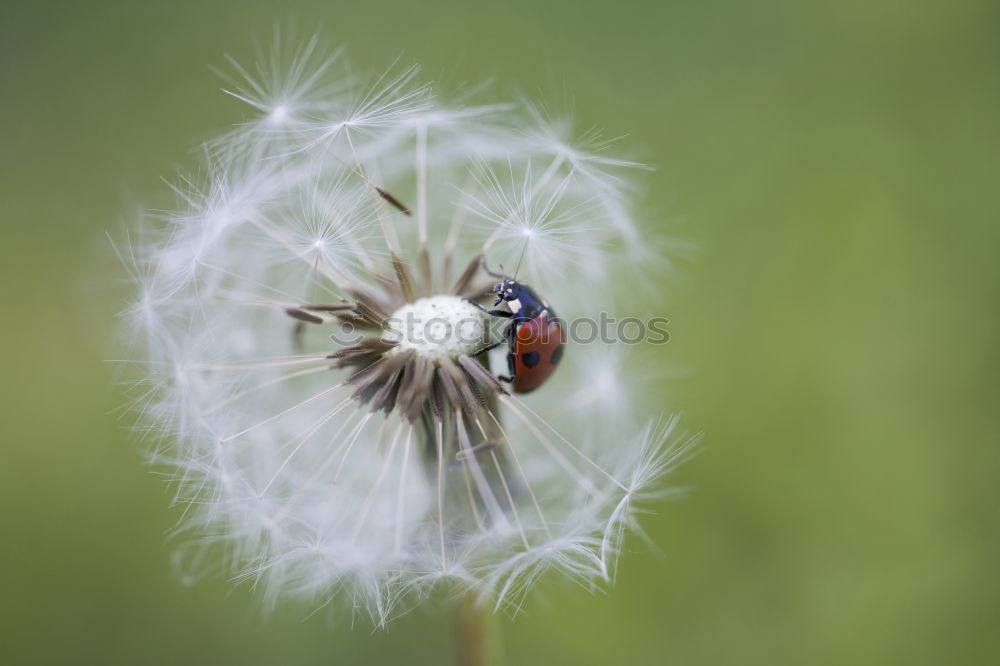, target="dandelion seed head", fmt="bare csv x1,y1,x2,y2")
120,38,692,623
386,296,485,361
